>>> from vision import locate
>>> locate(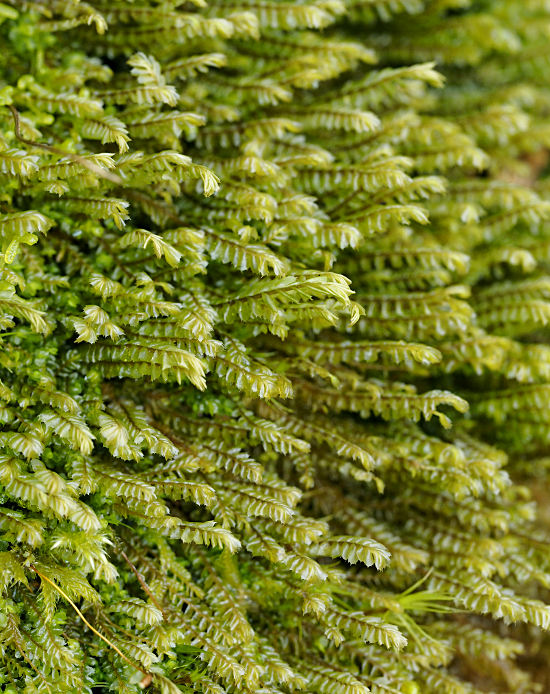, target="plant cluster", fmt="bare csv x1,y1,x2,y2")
1,0,550,692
